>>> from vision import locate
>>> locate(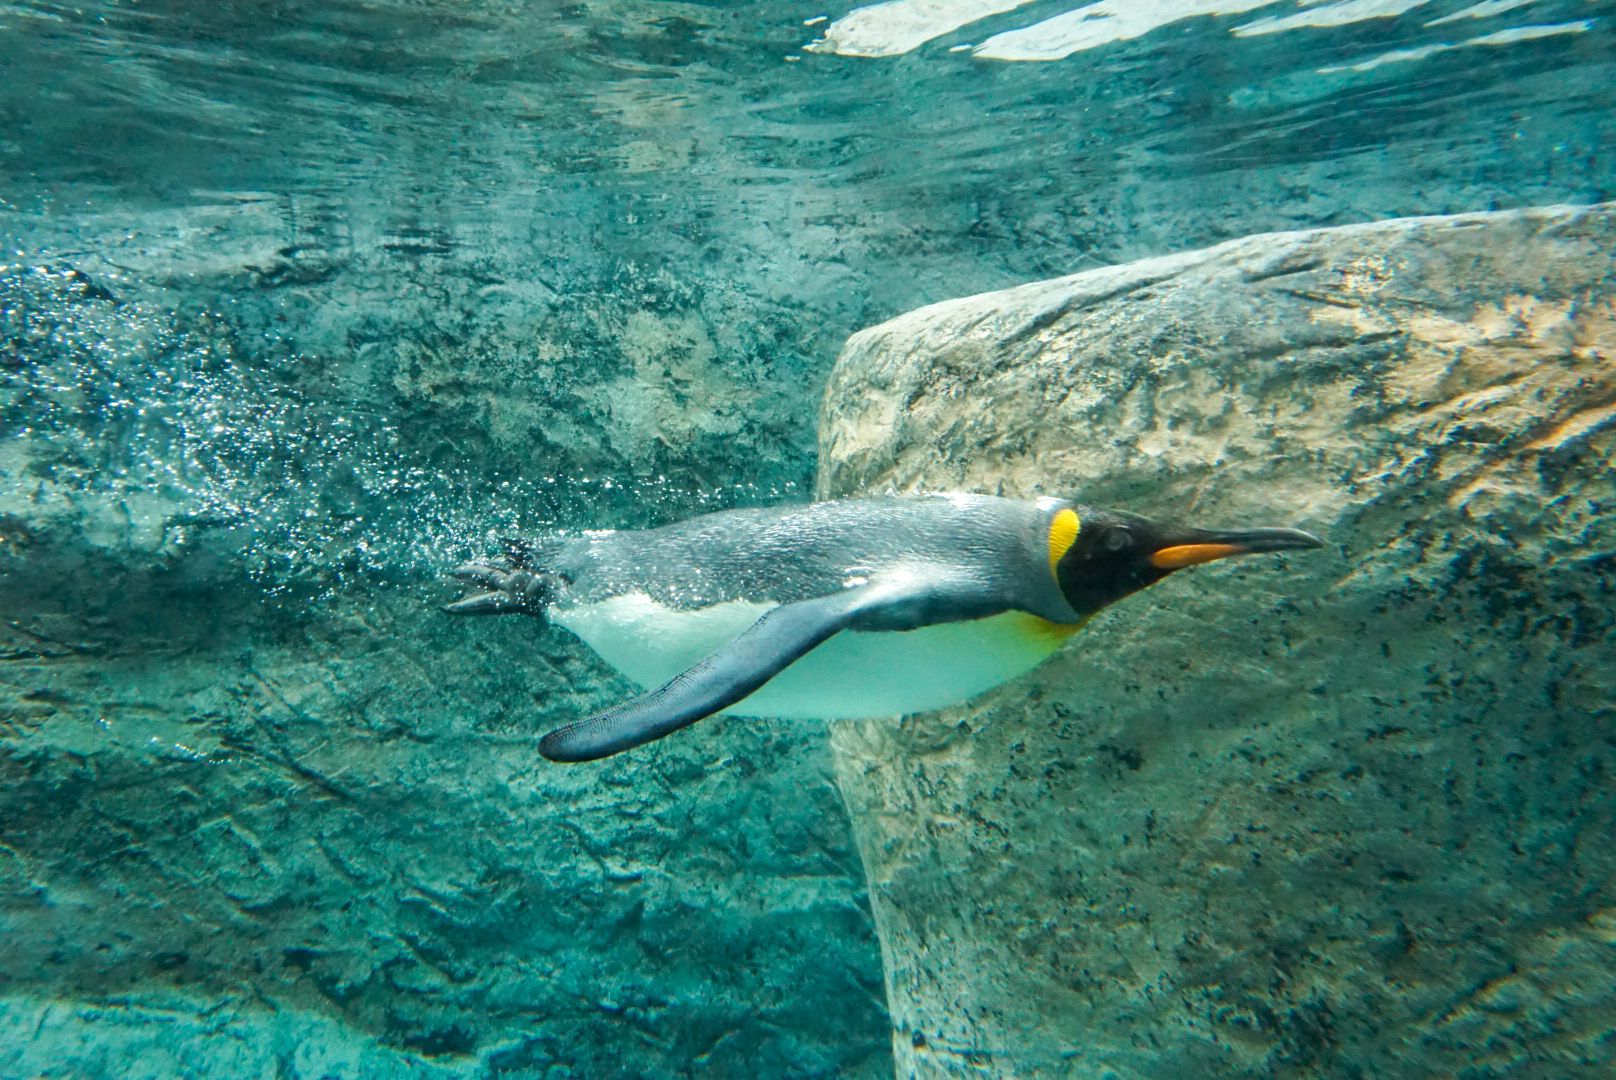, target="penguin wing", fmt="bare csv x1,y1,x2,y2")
539,586,885,762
